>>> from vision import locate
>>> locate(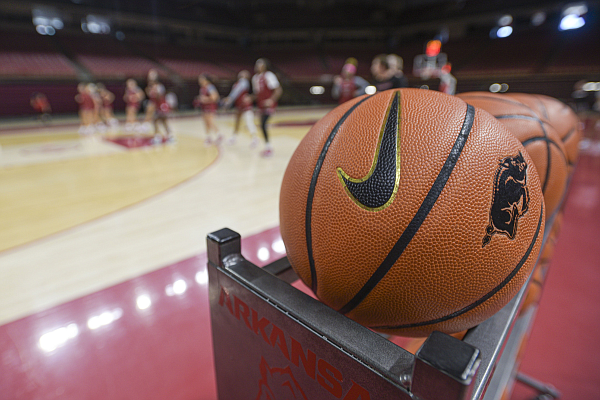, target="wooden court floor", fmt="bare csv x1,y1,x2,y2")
0,108,330,326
